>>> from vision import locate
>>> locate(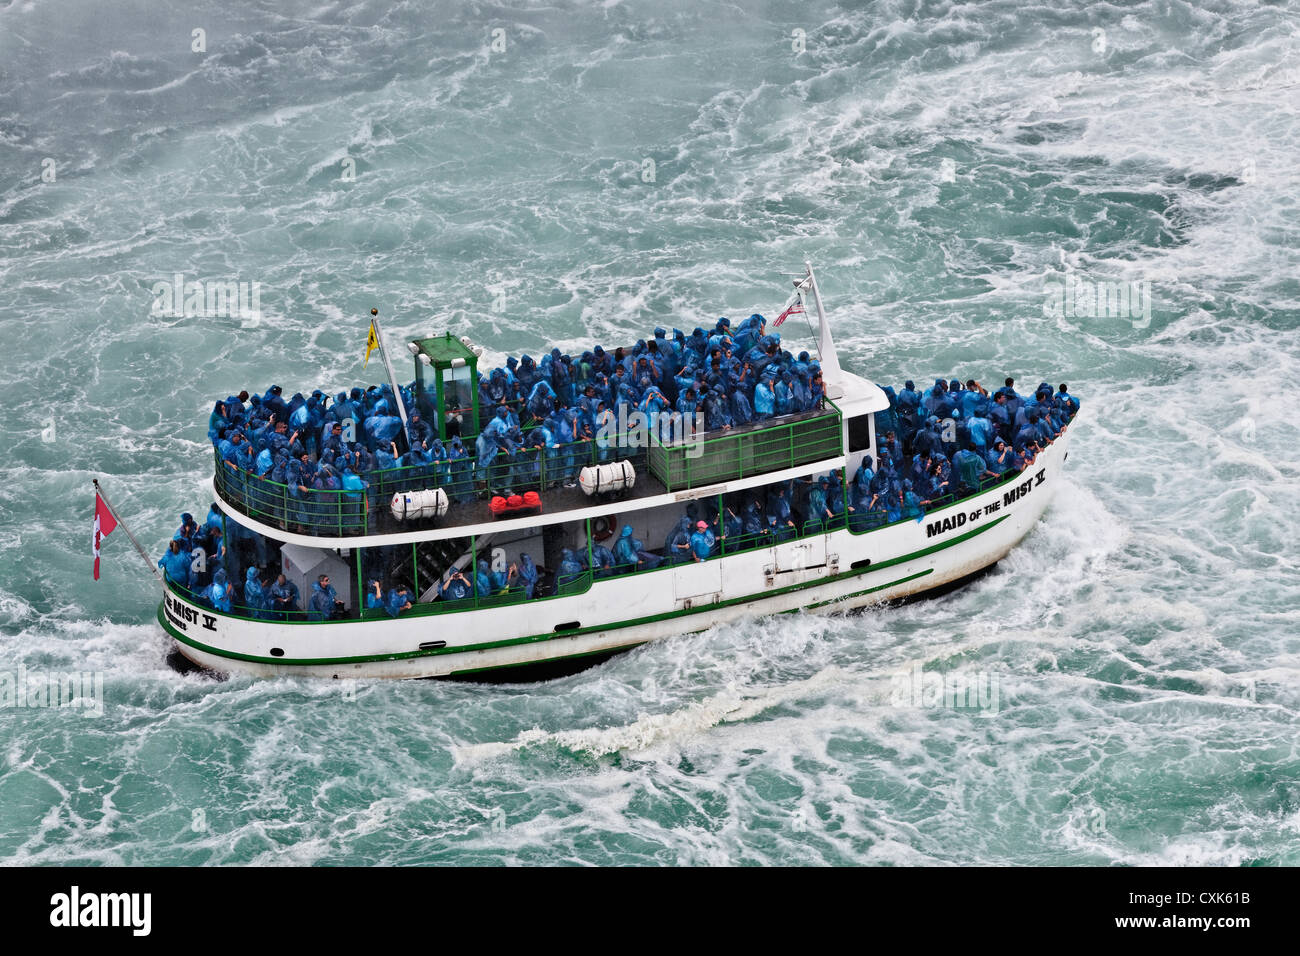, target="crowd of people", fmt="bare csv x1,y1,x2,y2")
206,313,833,528
157,505,339,620
472,317,829,460
850,376,1079,524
